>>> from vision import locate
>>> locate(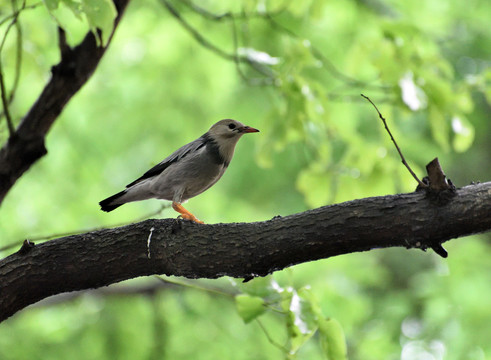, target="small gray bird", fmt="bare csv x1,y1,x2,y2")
99,119,259,223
